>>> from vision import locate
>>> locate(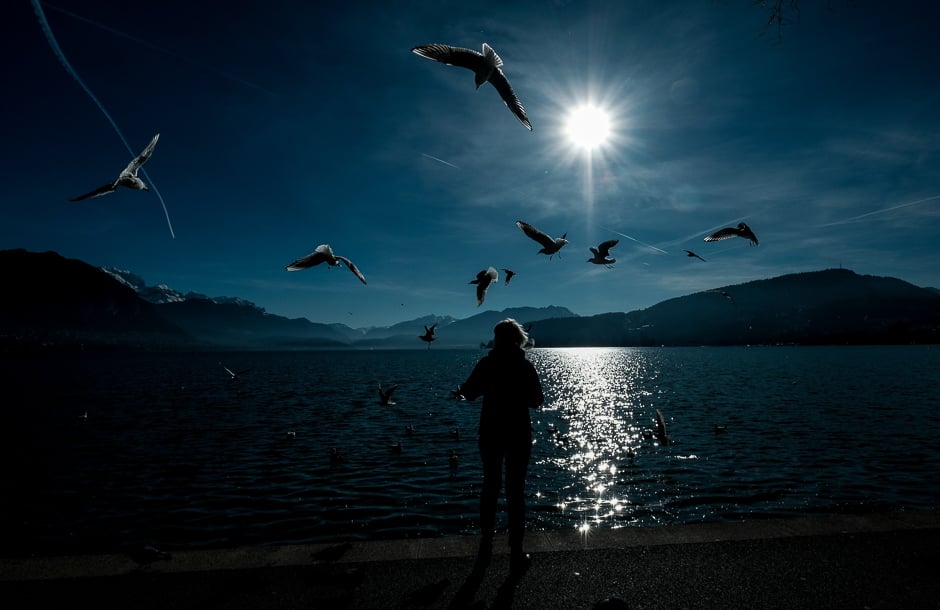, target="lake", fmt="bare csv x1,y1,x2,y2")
2,345,938,558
